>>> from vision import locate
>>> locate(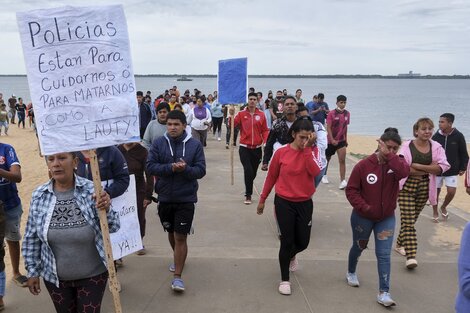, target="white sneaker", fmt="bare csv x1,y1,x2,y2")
377,292,396,307
346,272,360,287
217,137,221,141
406,258,418,269
278,281,291,295
339,180,347,190
321,176,329,184
289,257,298,272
